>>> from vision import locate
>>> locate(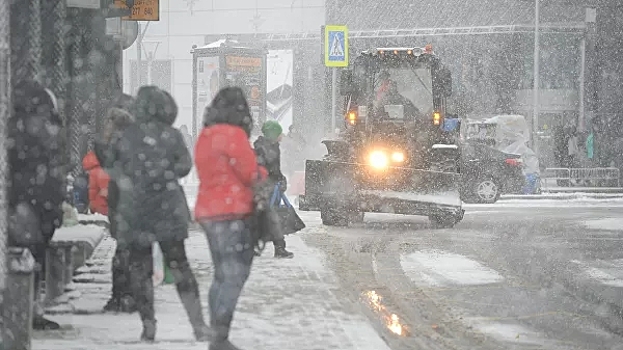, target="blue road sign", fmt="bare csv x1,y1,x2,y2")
324,25,348,67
